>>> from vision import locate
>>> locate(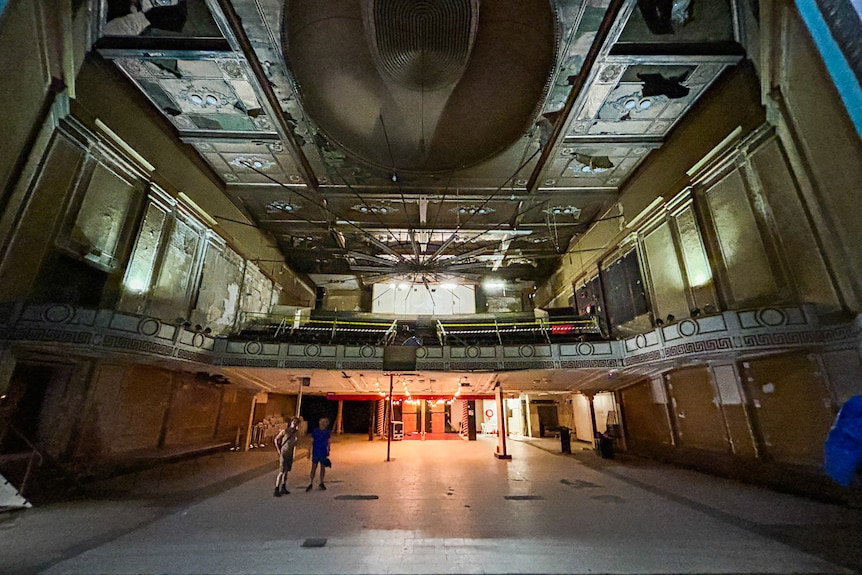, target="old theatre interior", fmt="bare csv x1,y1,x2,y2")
0,0,861,505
